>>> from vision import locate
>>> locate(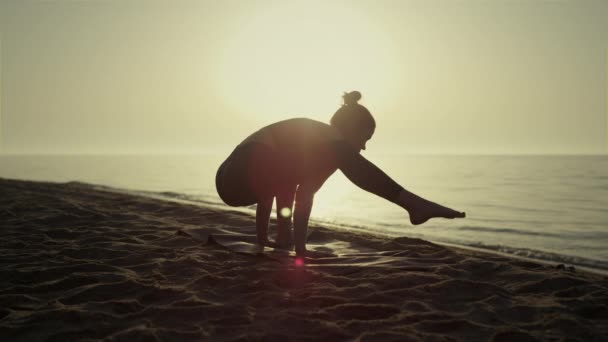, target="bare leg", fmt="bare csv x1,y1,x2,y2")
396,189,466,225
256,196,278,247
275,184,297,248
